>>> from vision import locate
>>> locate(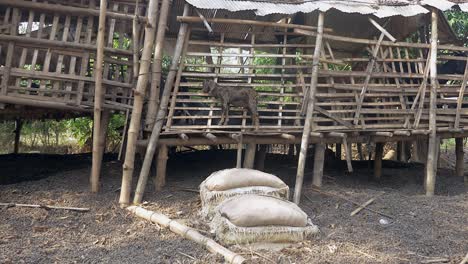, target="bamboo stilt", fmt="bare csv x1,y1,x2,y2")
294,12,325,205
243,143,256,169
455,138,464,178
255,145,267,171
127,206,246,264
145,0,171,128
336,143,342,160
132,4,190,205
343,138,353,173
90,0,107,193
357,143,364,161
312,143,325,187
13,119,22,154
425,10,438,197
118,109,130,161
155,145,168,191
119,0,160,206
374,142,384,180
